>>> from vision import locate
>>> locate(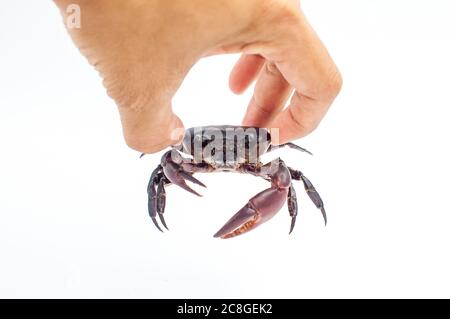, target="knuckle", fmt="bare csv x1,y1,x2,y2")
253,0,300,31
265,62,281,76
102,69,161,113
106,82,148,113
299,120,318,136
269,0,300,21
307,68,343,103
250,95,272,115
288,106,318,136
